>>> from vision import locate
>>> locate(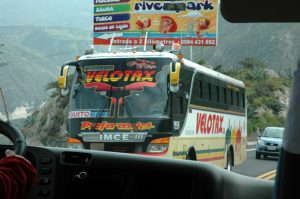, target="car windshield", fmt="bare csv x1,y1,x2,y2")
0,0,295,188
263,128,284,138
